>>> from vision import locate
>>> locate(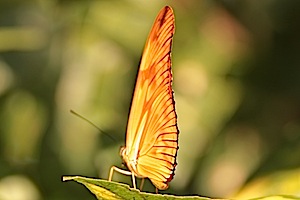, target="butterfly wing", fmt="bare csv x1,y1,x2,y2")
124,6,178,190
